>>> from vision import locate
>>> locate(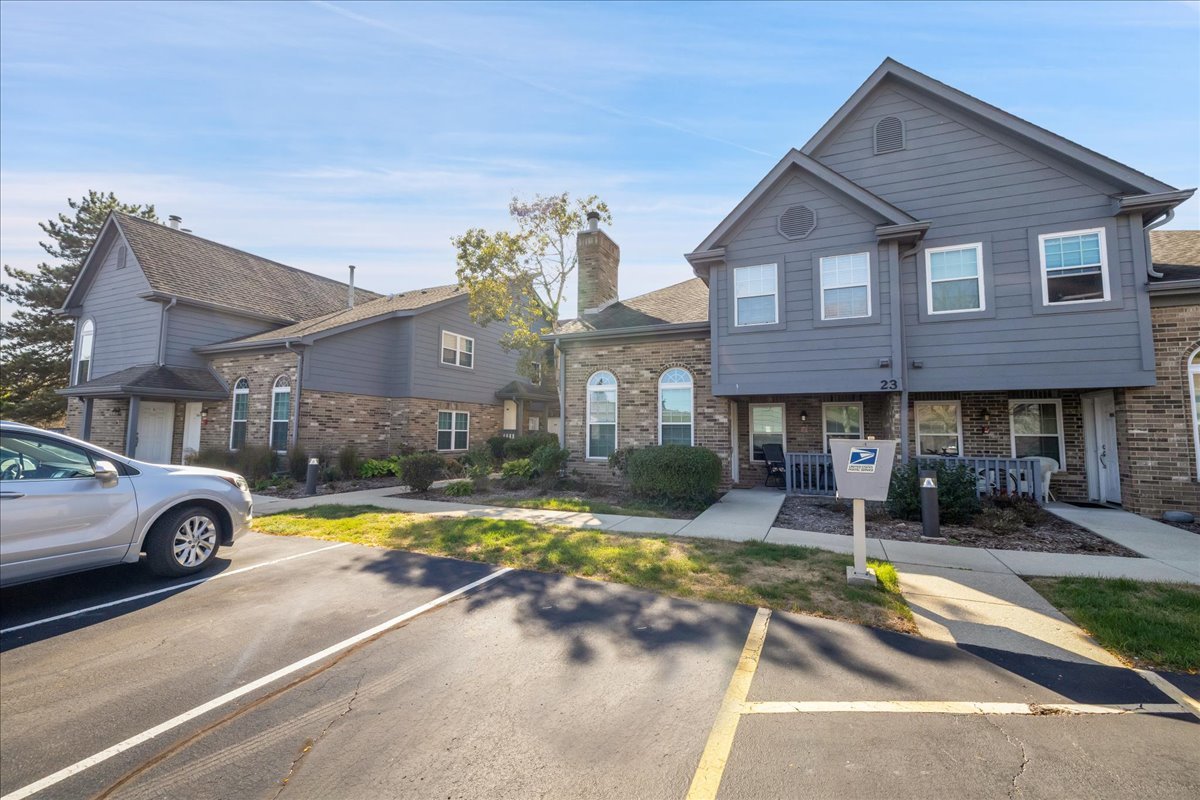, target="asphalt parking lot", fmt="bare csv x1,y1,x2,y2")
1,531,1197,800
